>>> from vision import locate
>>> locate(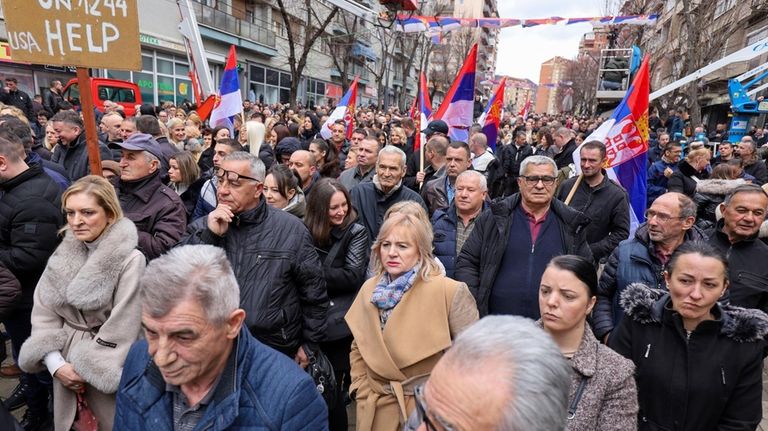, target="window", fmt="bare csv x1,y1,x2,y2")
714,0,735,18
102,51,191,105
249,64,291,104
